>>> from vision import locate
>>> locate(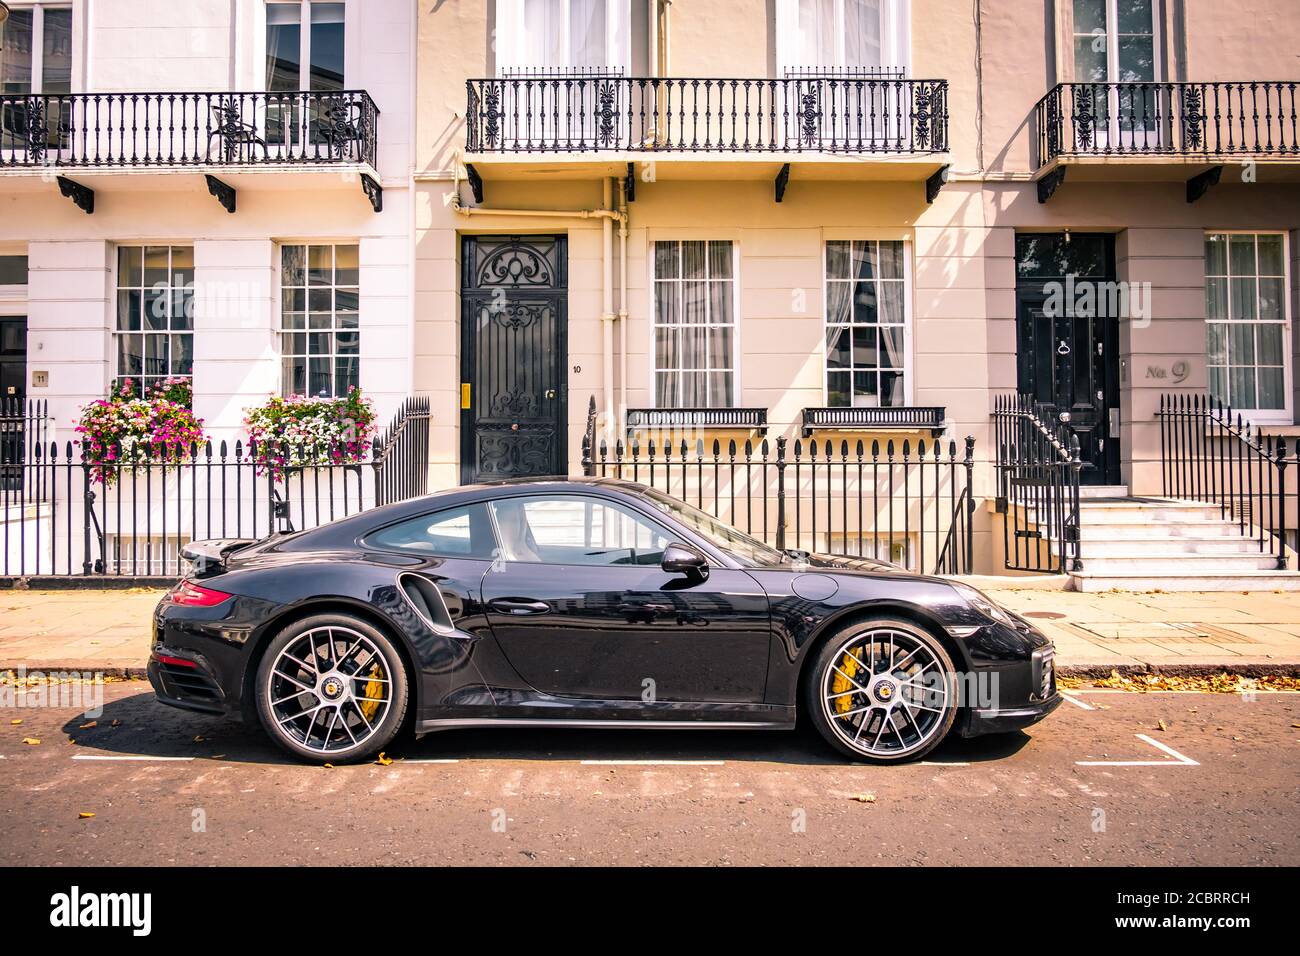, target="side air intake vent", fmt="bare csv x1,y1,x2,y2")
396,572,456,634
